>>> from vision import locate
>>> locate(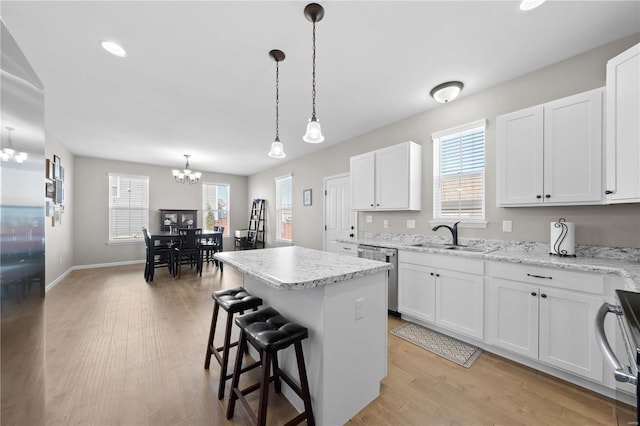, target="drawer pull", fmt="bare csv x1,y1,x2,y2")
527,273,552,280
